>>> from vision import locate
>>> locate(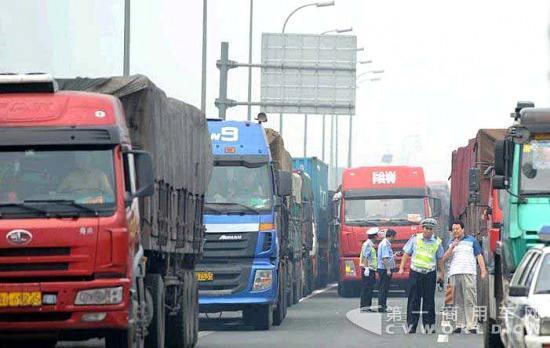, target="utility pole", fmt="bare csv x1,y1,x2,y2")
347,115,353,167
321,115,326,161
335,116,339,187
123,0,131,76
247,0,253,121
304,114,308,156
216,42,230,120
201,0,207,113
